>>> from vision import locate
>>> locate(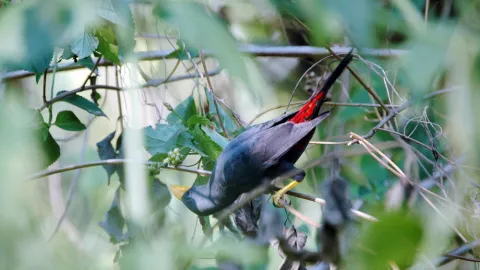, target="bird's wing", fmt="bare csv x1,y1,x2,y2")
238,111,297,140
252,111,331,168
